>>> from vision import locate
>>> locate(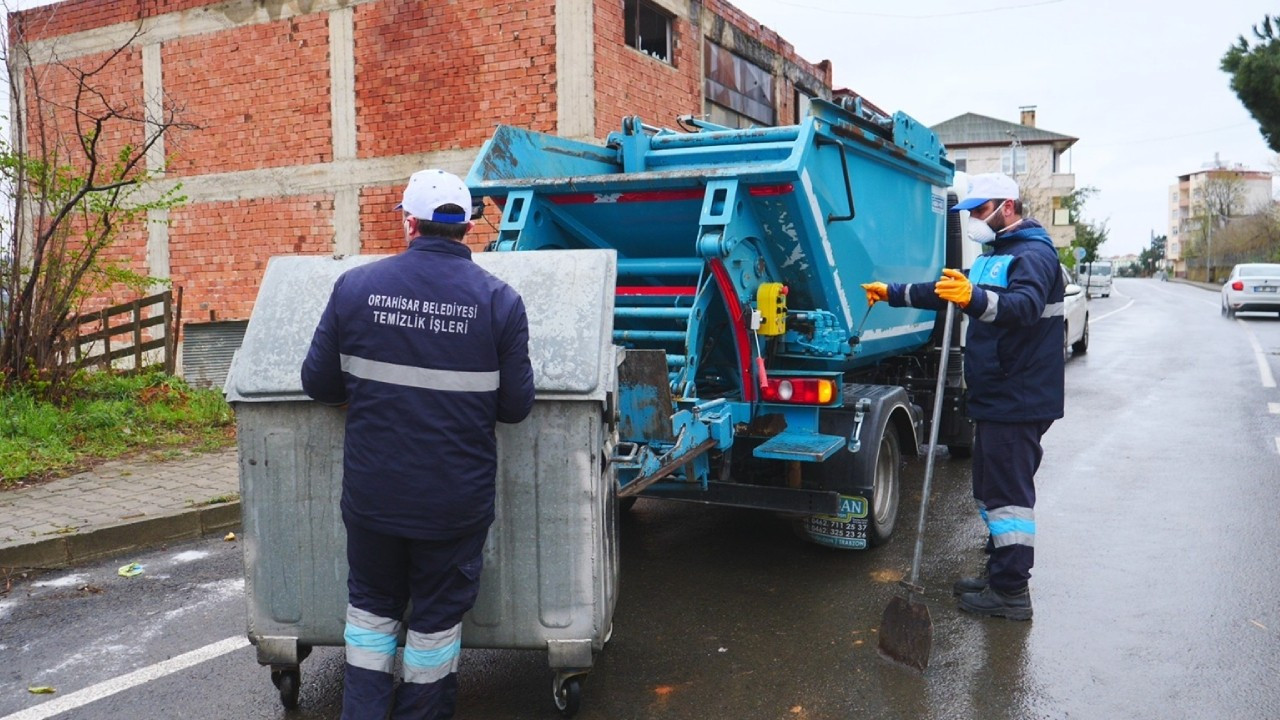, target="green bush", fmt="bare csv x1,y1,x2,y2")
0,369,235,487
